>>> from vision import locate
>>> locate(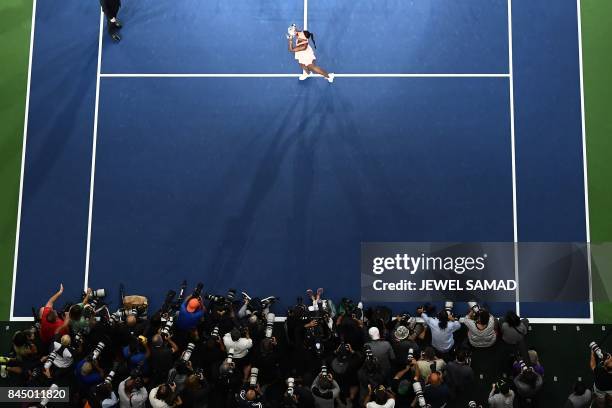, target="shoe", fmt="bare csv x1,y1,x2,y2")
113,19,123,29
110,32,121,42
327,73,335,83
298,73,309,81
